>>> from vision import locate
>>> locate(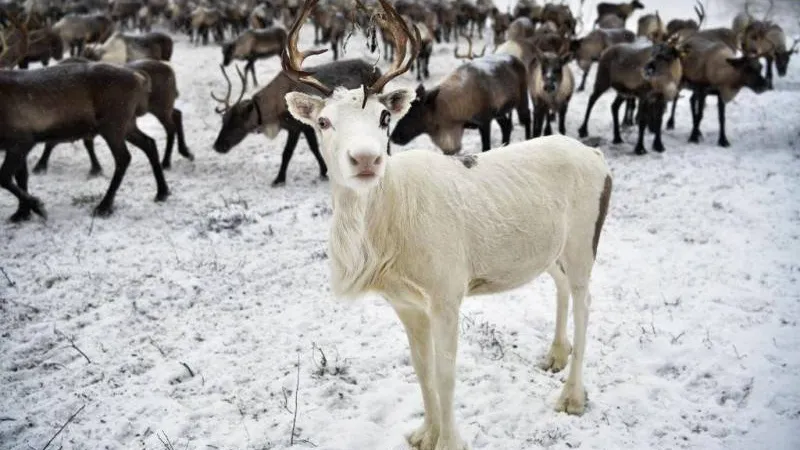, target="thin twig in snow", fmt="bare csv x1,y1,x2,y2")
290,353,300,446
670,331,686,345
0,266,15,287
87,214,95,236
54,328,92,364
148,337,166,357
157,431,177,450
737,377,755,407
6,298,40,313
180,362,195,377
40,404,86,450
